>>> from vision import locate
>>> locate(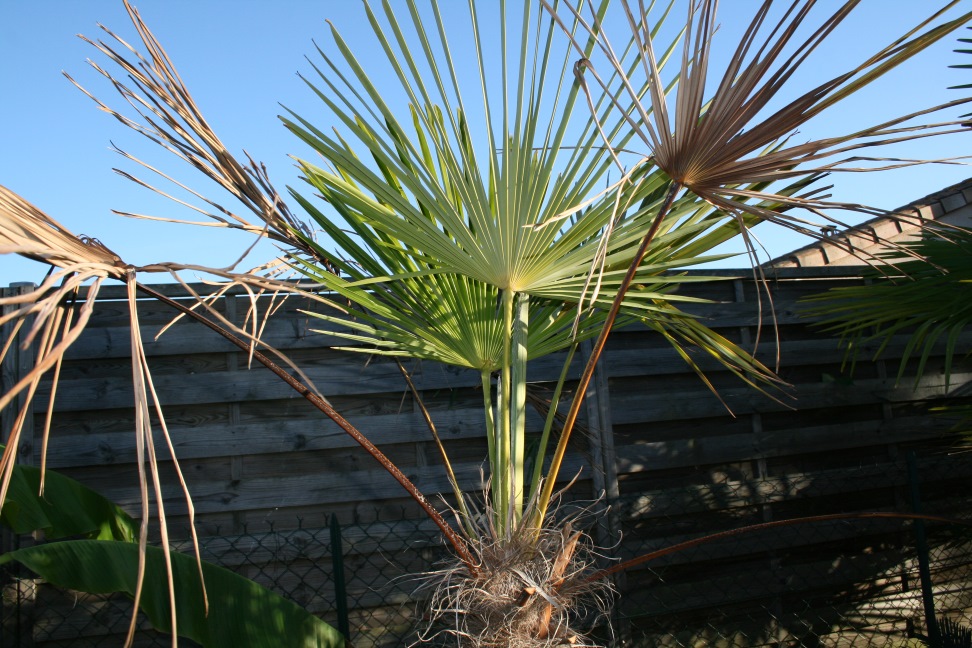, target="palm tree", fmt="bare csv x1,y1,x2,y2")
274,1,972,641
281,1,788,532
3,1,972,645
